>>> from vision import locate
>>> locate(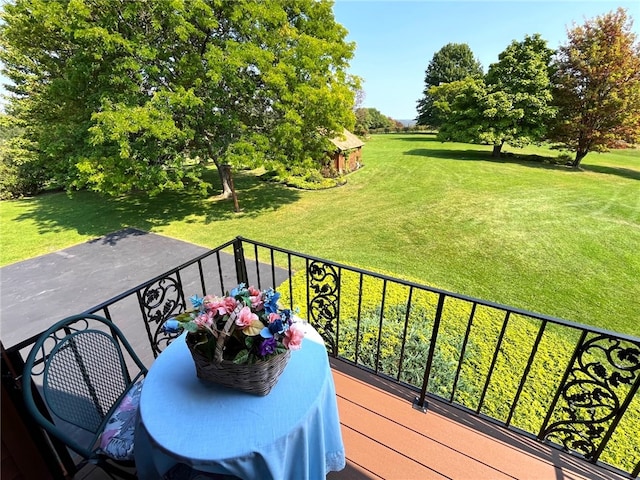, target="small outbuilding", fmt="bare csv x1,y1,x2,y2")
328,129,364,174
